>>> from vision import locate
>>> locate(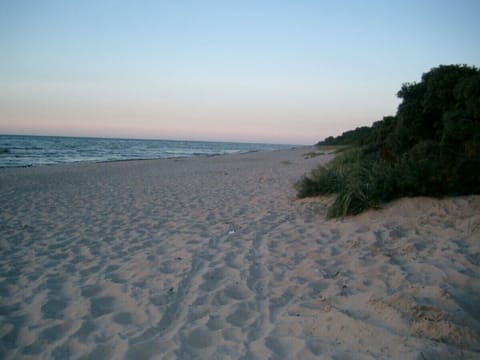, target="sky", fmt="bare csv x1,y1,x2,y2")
1,0,479,145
